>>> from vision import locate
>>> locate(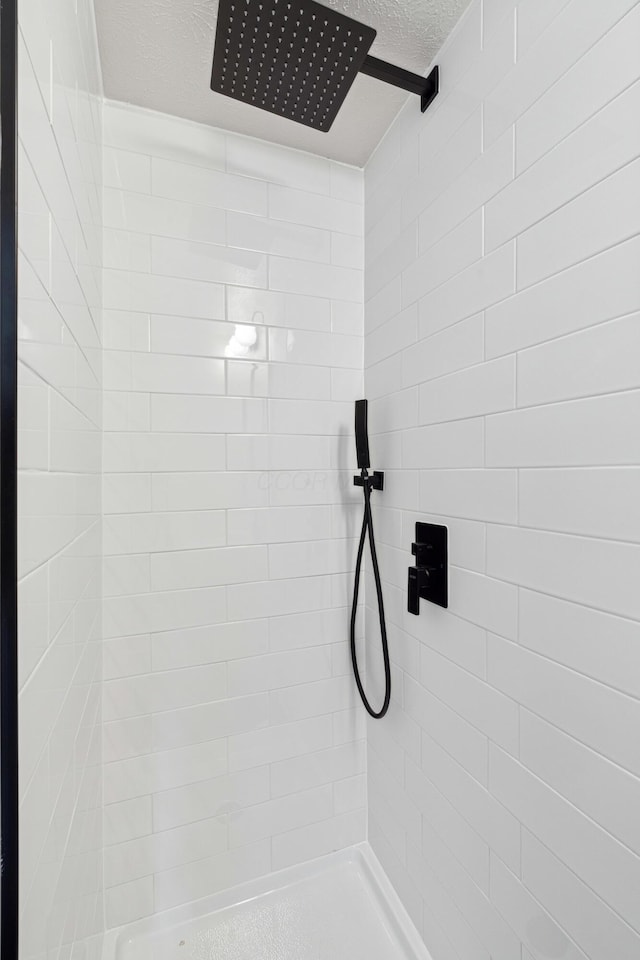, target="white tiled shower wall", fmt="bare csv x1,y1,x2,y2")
16,0,640,954
17,0,104,956
363,1,640,959
100,102,366,927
